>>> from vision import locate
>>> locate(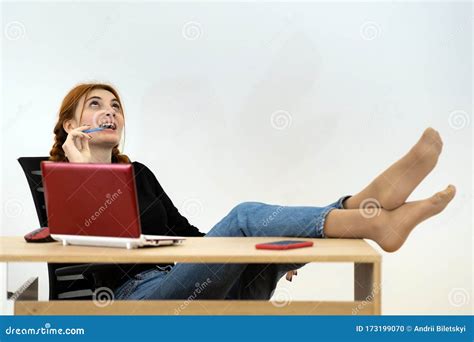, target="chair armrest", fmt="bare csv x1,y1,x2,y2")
55,264,120,277
54,264,129,293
